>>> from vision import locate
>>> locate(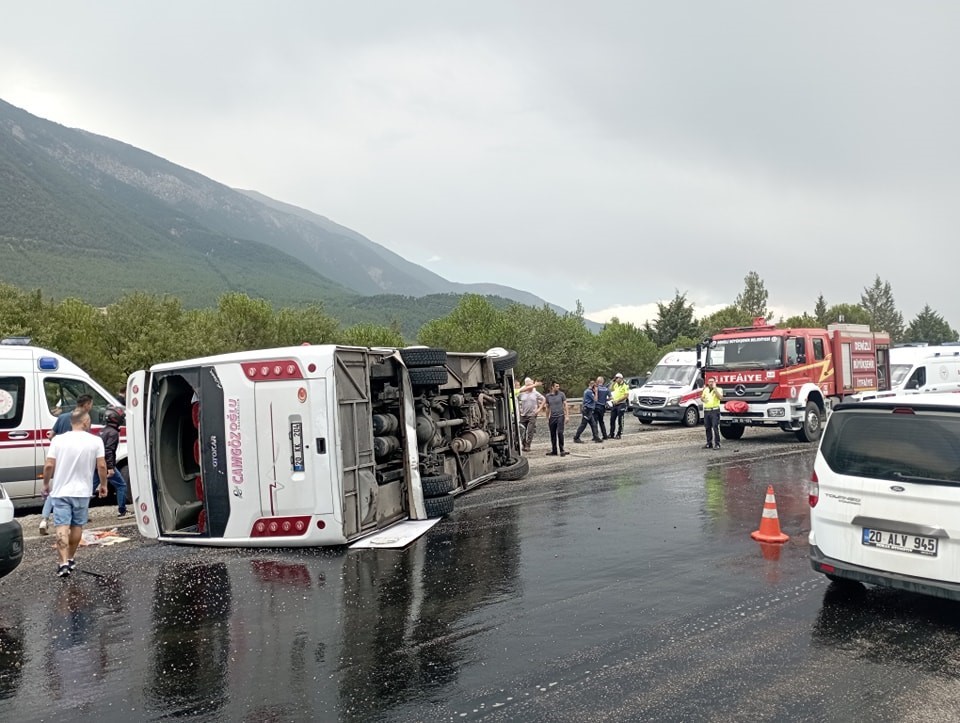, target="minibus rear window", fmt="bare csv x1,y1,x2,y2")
821,409,960,486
